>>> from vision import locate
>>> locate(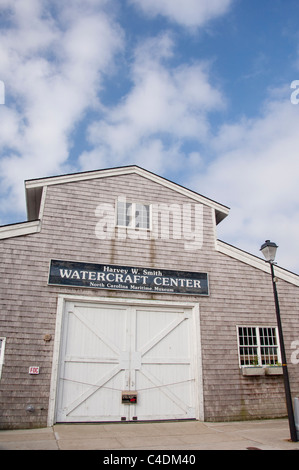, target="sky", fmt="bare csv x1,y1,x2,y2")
1,0,299,273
